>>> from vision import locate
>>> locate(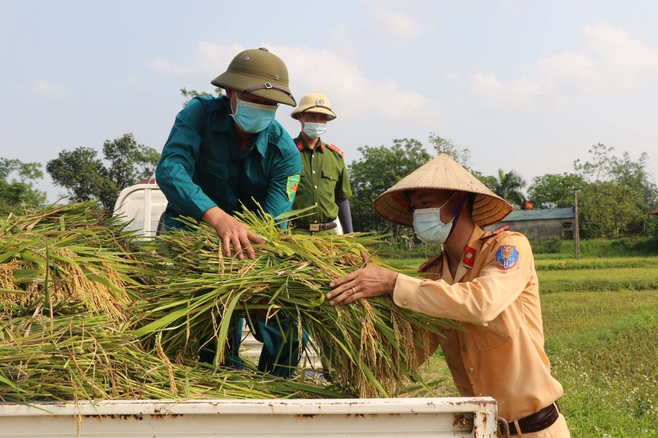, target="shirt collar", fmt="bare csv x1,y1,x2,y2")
295,135,325,152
